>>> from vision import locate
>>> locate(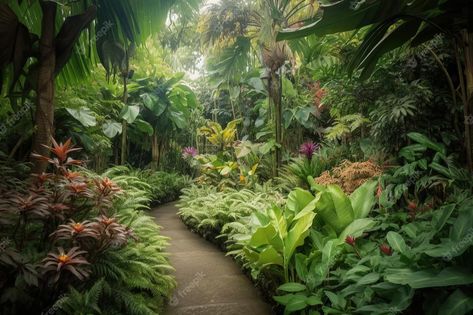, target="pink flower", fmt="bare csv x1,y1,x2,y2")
299,141,319,160
182,147,198,159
